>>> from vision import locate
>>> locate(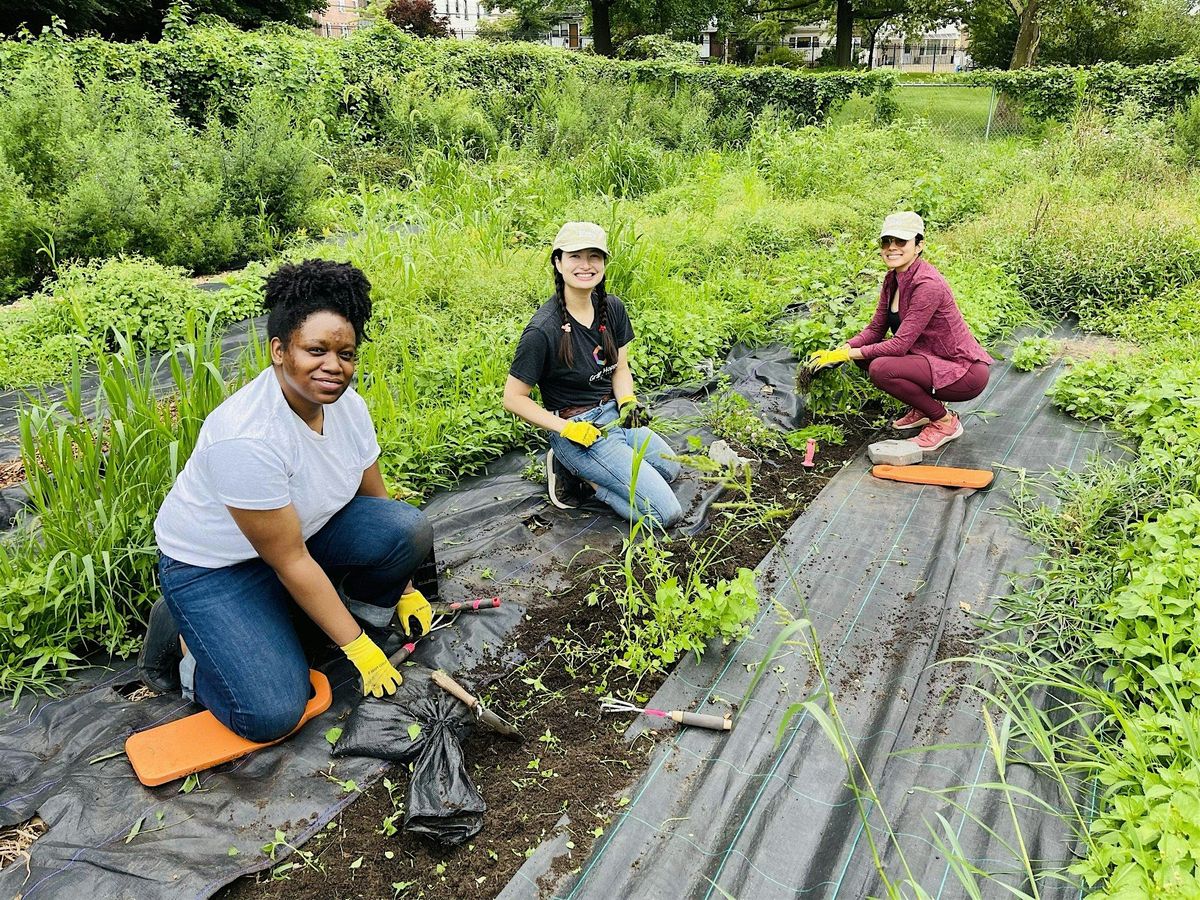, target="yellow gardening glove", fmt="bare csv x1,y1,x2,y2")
560,420,602,448
807,346,851,372
396,588,433,638
340,631,402,698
